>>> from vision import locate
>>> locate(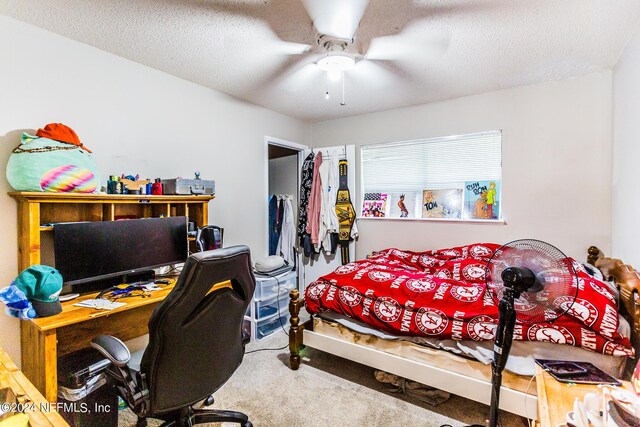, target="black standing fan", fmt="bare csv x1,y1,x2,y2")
479,239,578,427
